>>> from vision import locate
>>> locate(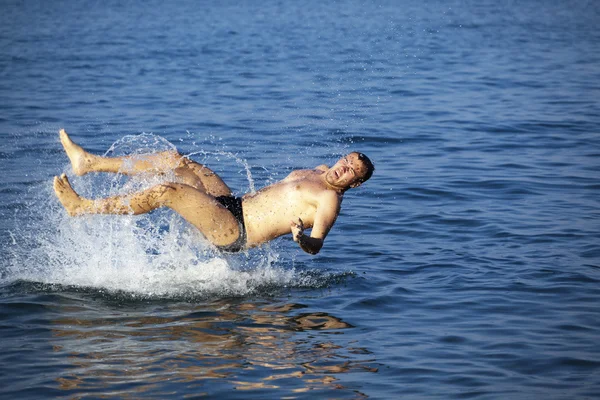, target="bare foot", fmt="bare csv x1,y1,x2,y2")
59,129,91,176
53,174,87,216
